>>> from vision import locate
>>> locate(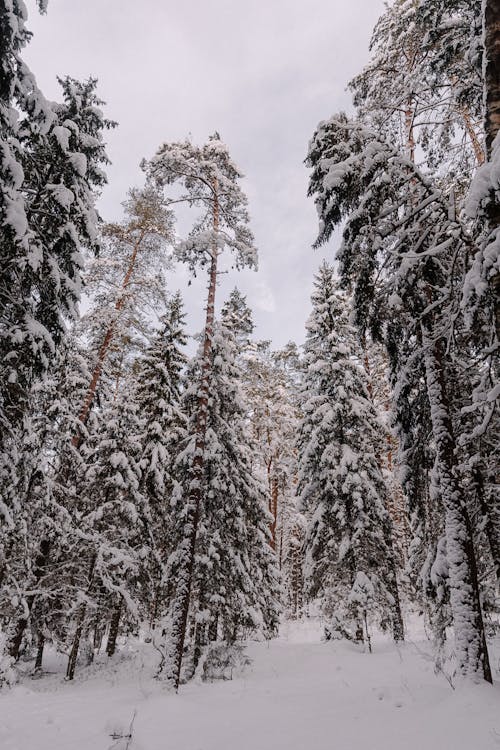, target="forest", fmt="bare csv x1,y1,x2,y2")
0,1,499,748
